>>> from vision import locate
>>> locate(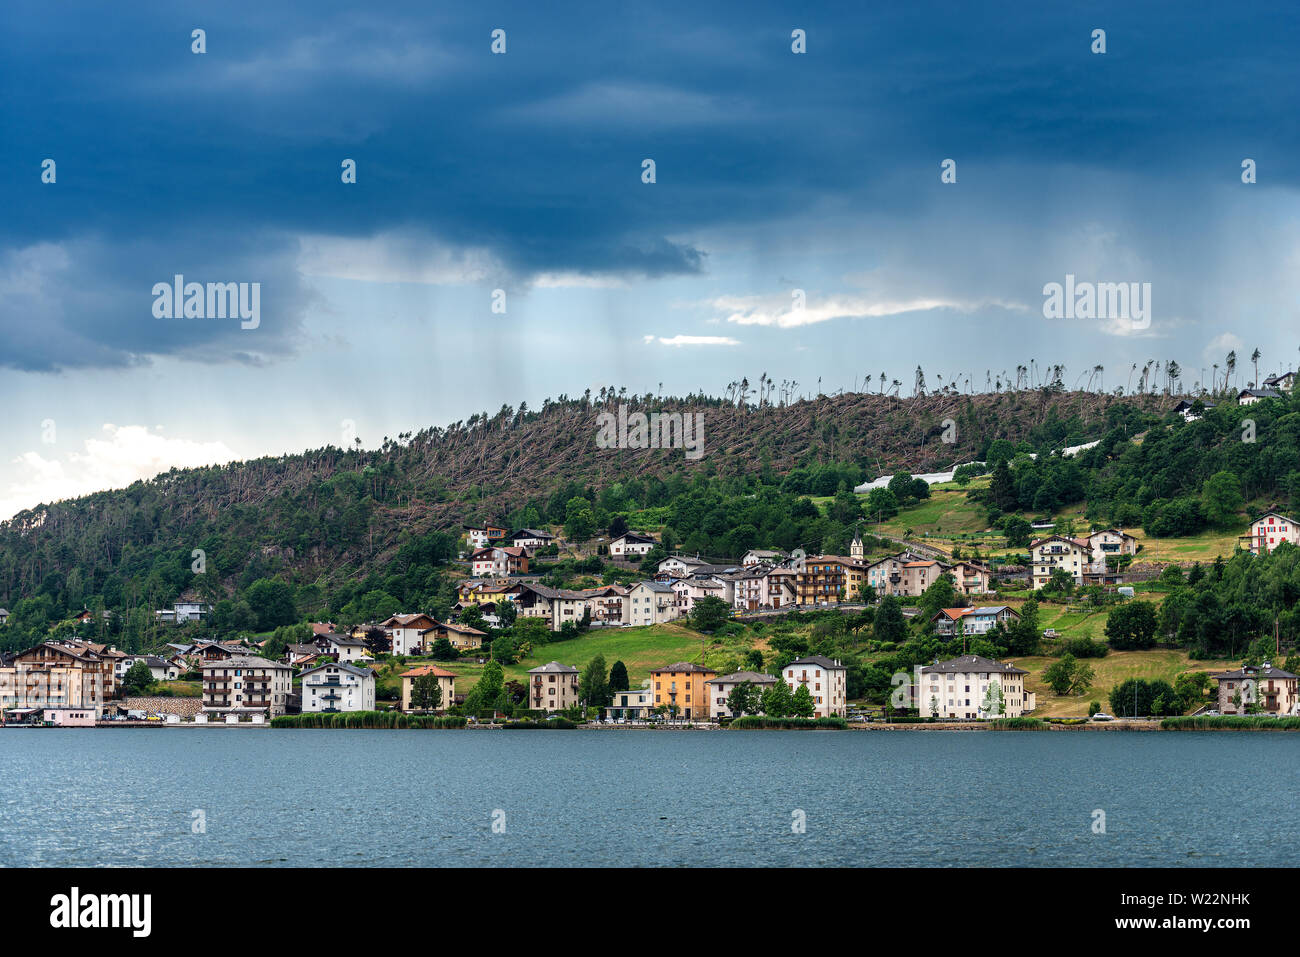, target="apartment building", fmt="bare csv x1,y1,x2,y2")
0,640,117,712
673,576,729,615
300,662,376,713
626,582,680,626
951,561,993,595
400,664,457,712
781,656,847,718
650,663,718,720
795,556,868,605
313,632,369,662
604,685,654,720
706,670,777,718
730,565,770,611
1213,663,1300,715
918,655,1035,719
866,554,950,598
1029,536,1091,589
528,661,581,712
201,655,293,718
579,585,628,624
